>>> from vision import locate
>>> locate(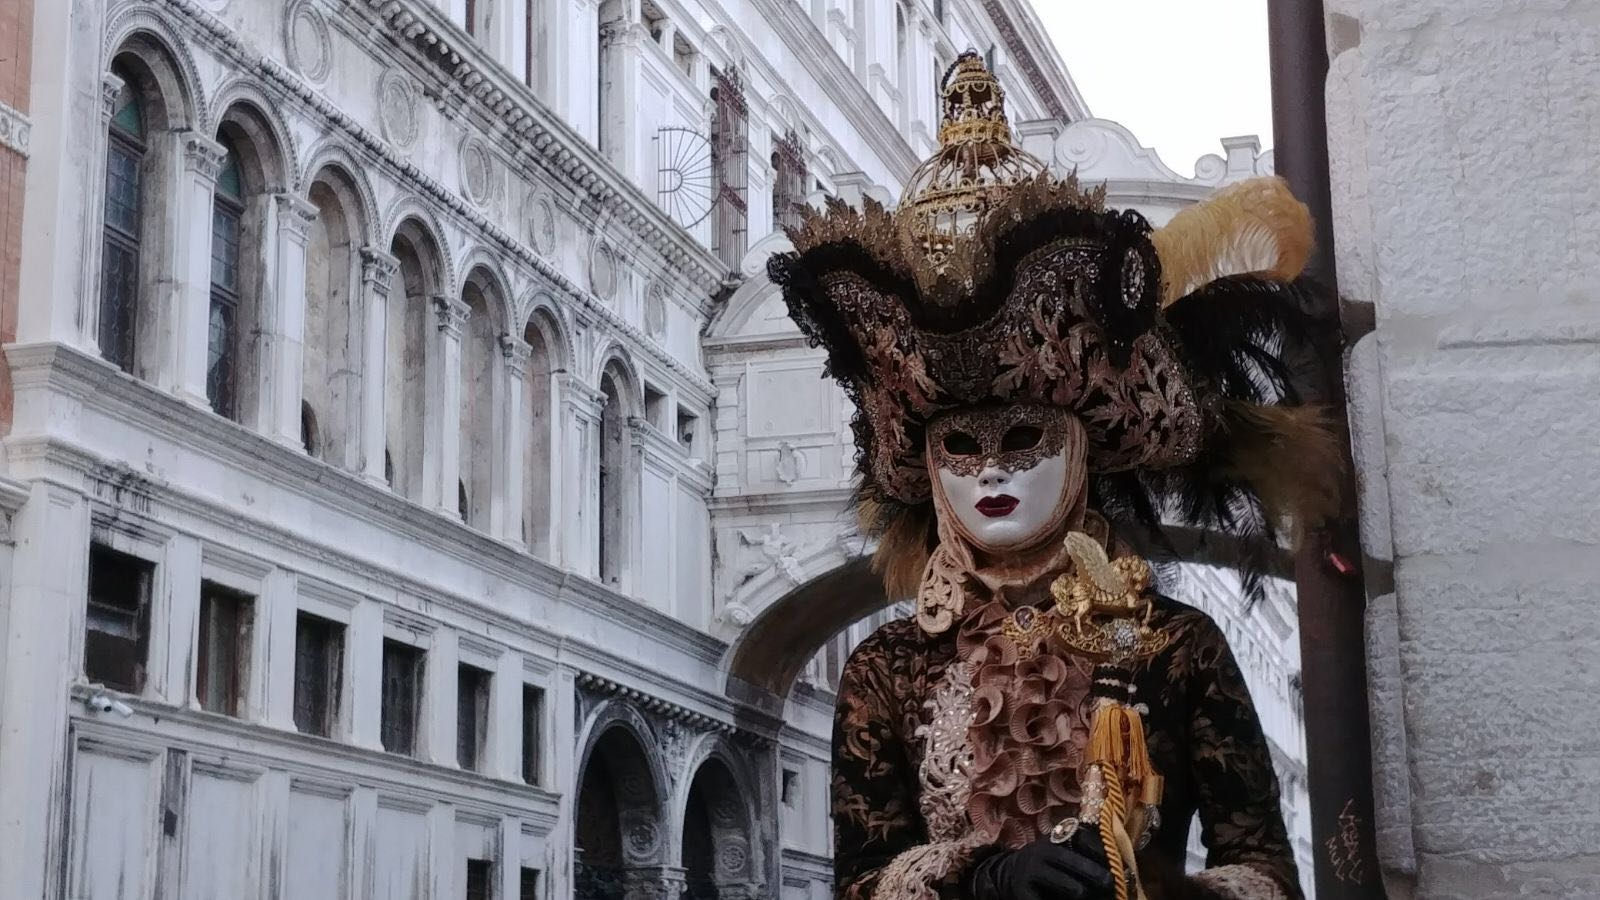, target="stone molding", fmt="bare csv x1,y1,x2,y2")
67,689,561,826
575,672,733,737
1,342,729,679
